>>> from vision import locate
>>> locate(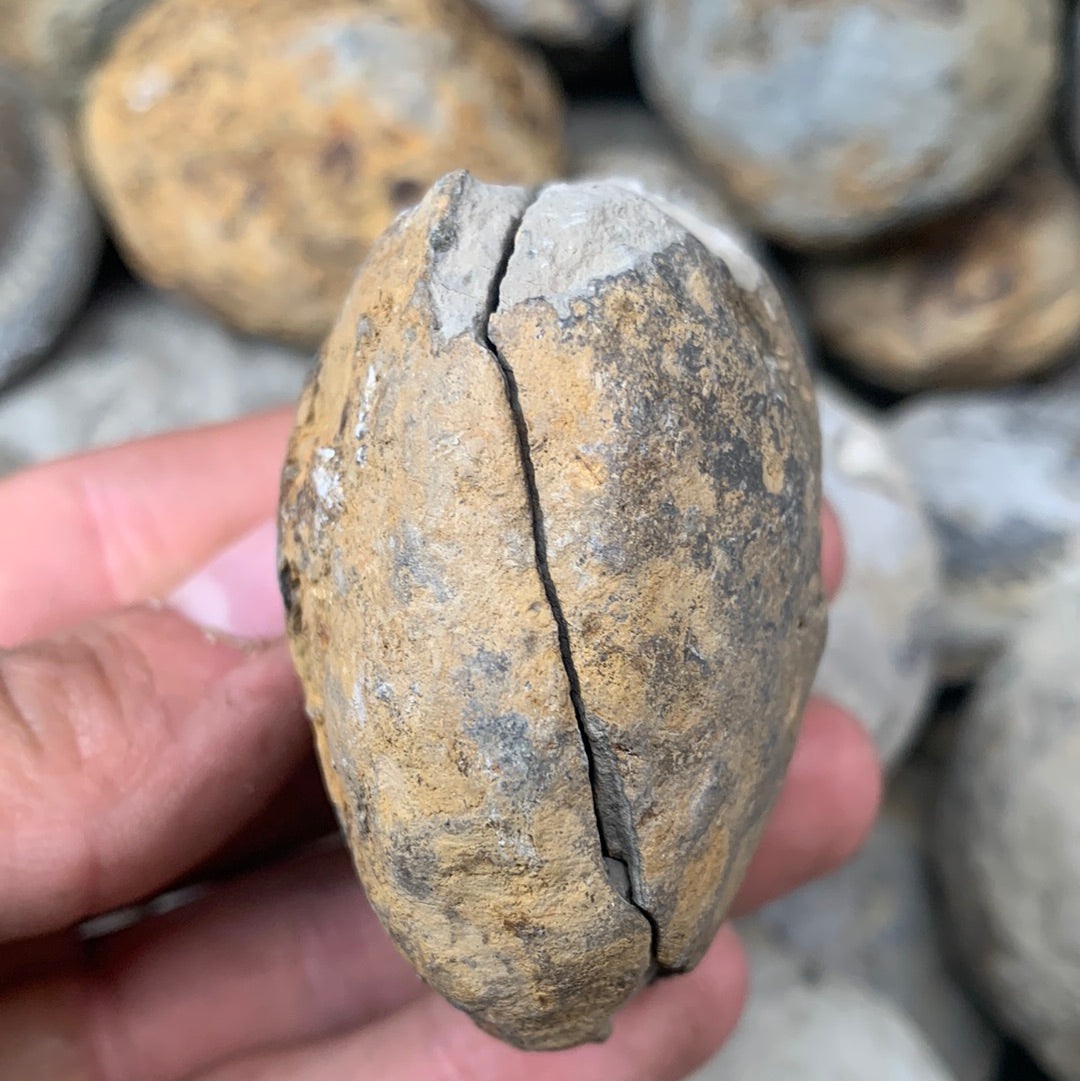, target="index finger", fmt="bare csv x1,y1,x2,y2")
0,407,295,646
